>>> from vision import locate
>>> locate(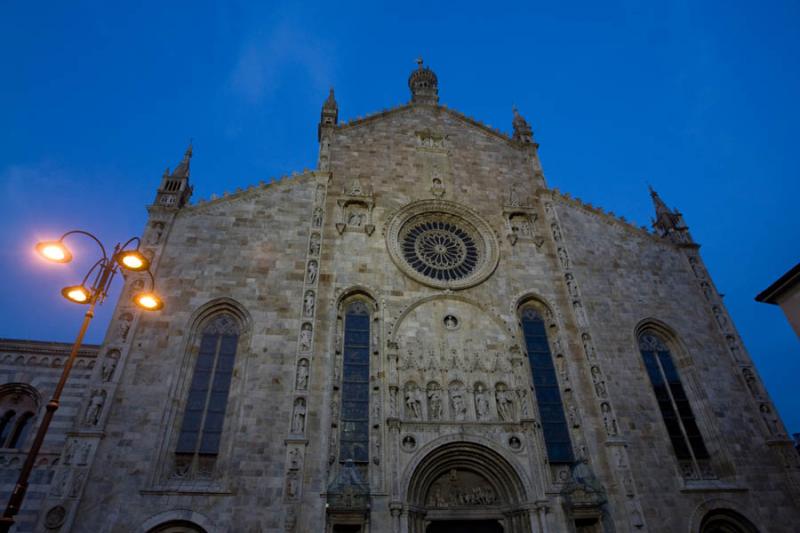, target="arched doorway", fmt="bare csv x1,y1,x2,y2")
700,509,759,533
147,521,207,533
406,441,532,533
